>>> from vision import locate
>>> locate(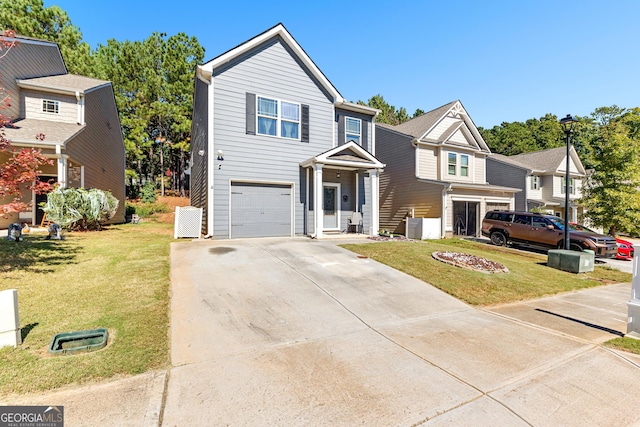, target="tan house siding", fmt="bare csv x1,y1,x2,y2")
429,116,457,140
1,39,66,119
474,154,485,183
378,127,444,234
417,145,438,180
64,85,125,223
22,90,77,123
